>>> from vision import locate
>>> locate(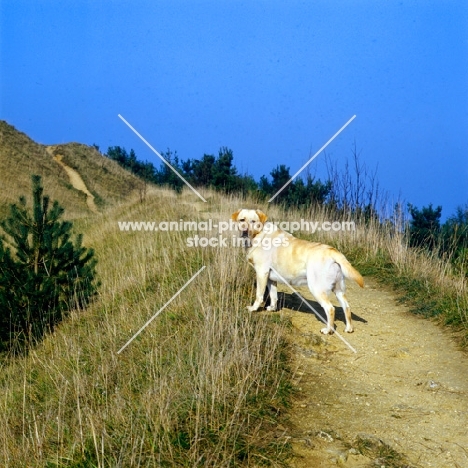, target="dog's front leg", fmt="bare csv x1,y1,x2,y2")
247,270,269,312
266,280,278,311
